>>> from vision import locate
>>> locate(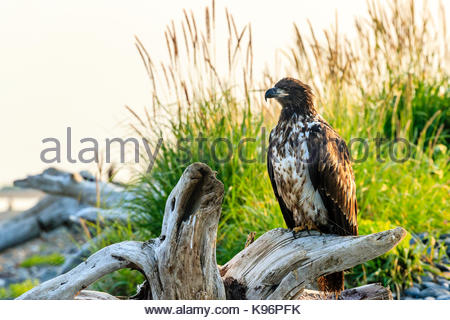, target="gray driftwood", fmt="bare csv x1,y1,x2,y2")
69,207,129,225
0,196,88,252
17,163,406,300
13,167,133,207
0,168,132,252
